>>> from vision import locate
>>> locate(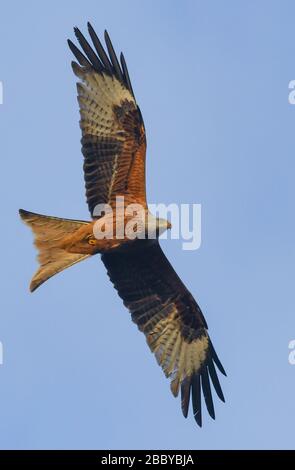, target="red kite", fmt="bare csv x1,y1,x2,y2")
19,23,226,426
